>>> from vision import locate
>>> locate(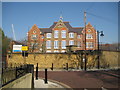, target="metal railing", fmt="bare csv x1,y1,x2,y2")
2,64,34,87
